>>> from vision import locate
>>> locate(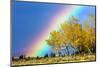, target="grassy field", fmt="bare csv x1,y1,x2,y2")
12,54,96,66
